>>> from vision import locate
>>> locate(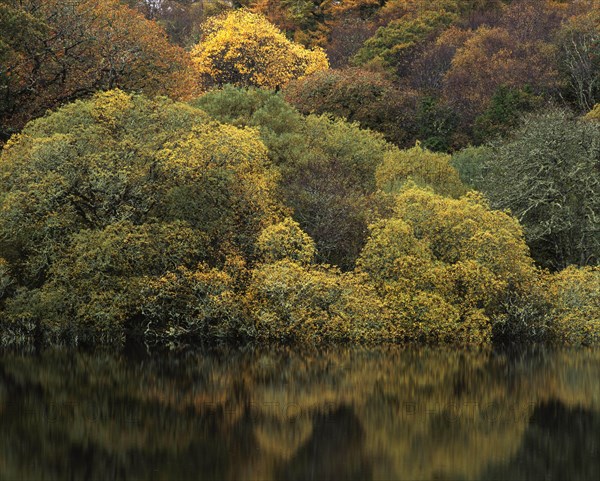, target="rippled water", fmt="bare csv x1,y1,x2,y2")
0,346,598,480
